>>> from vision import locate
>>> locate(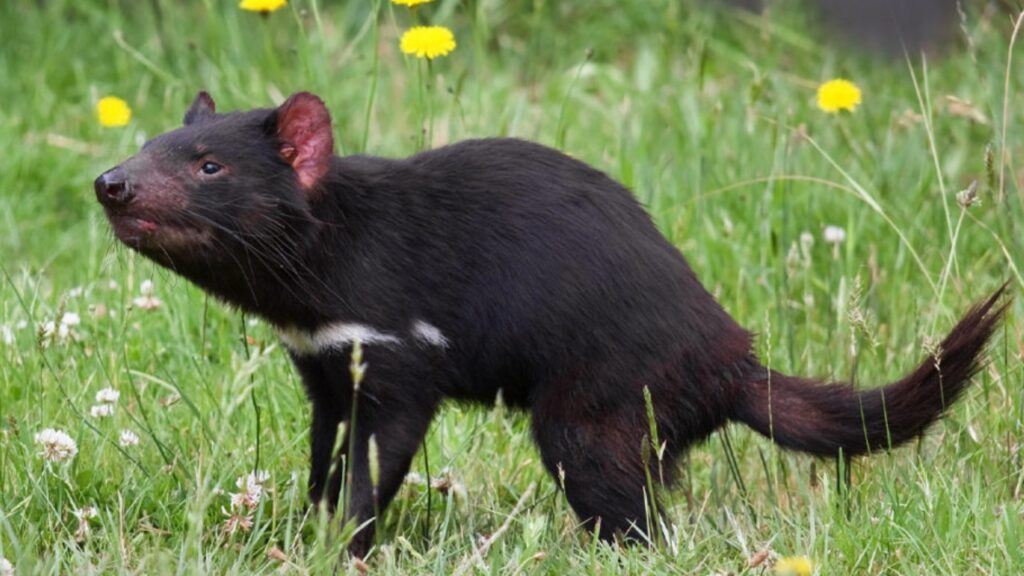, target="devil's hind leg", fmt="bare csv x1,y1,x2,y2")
531,394,659,541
